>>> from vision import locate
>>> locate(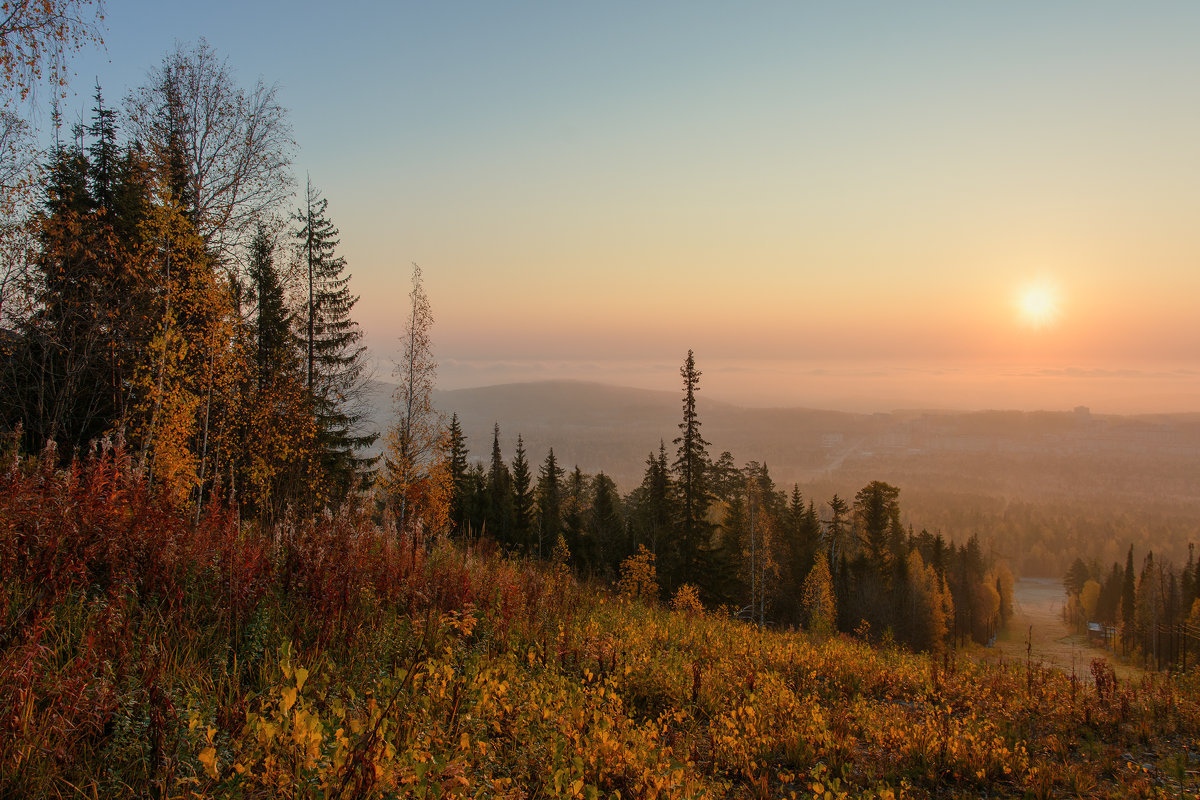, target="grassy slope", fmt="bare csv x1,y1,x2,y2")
1,450,1198,799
